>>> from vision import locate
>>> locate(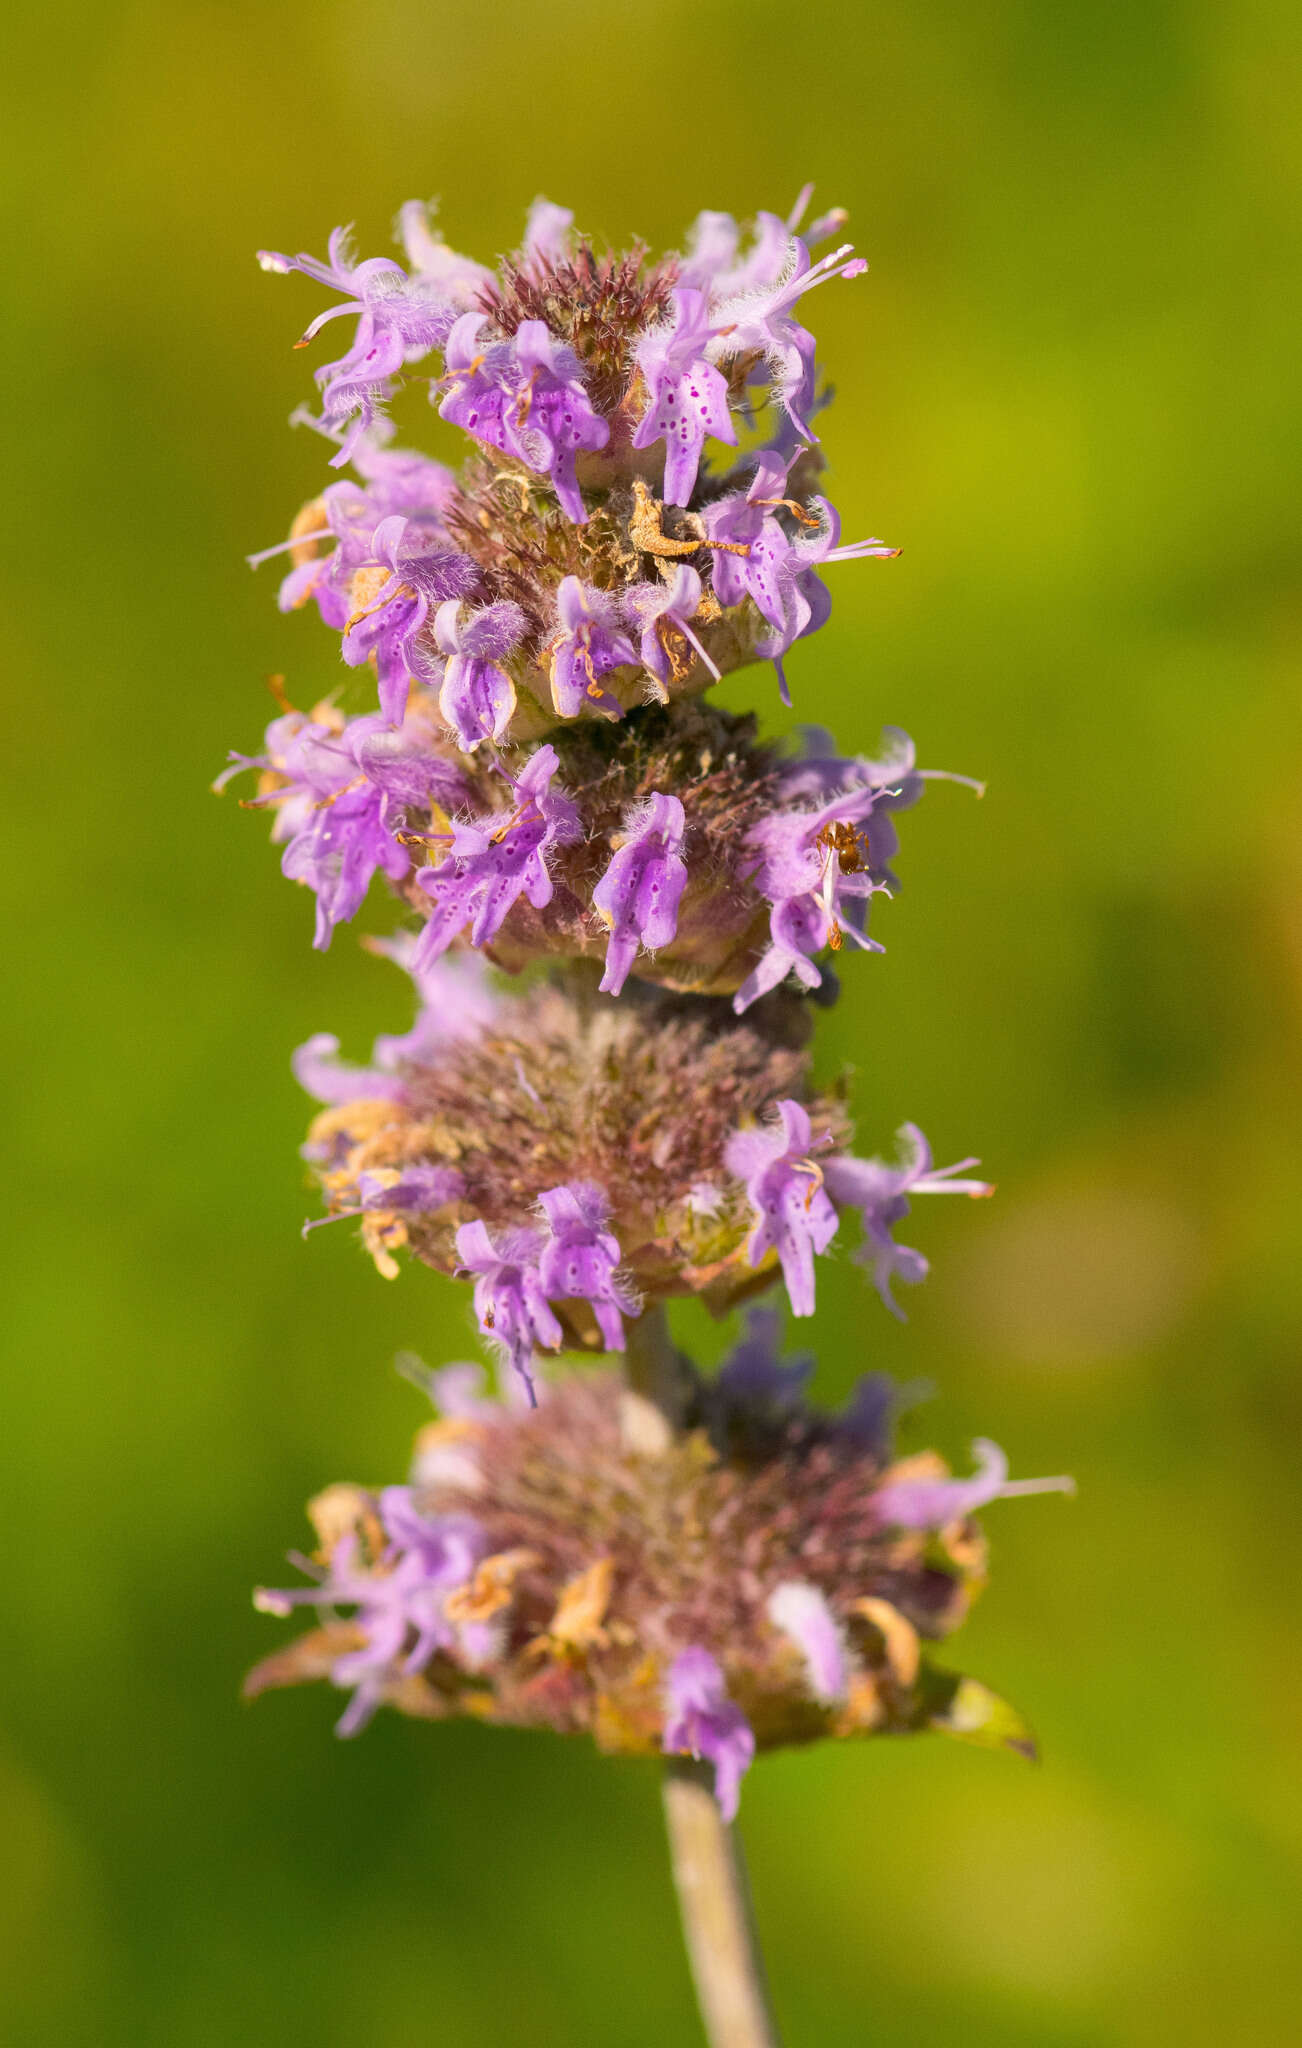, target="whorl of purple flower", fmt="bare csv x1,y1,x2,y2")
733,786,890,1014
340,516,478,726
591,793,688,995
432,599,527,750
438,313,609,522
254,1490,487,1734
823,1124,993,1318
873,1439,1076,1530
625,567,722,698
454,1219,564,1404
414,743,582,963
662,1647,756,1822
724,1099,839,1318
536,1182,640,1352
631,288,737,507
257,230,450,466
546,578,636,720
766,1582,848,1704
